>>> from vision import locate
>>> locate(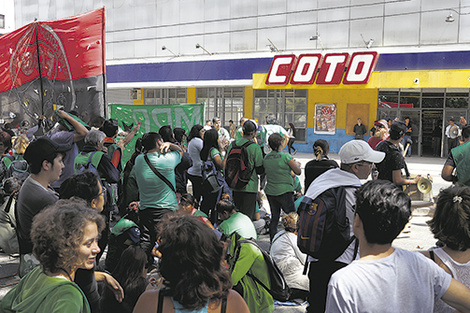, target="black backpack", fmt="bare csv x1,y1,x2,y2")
230,233,291,302
201,149,223,194
297,186,357,261
224,141,255,189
